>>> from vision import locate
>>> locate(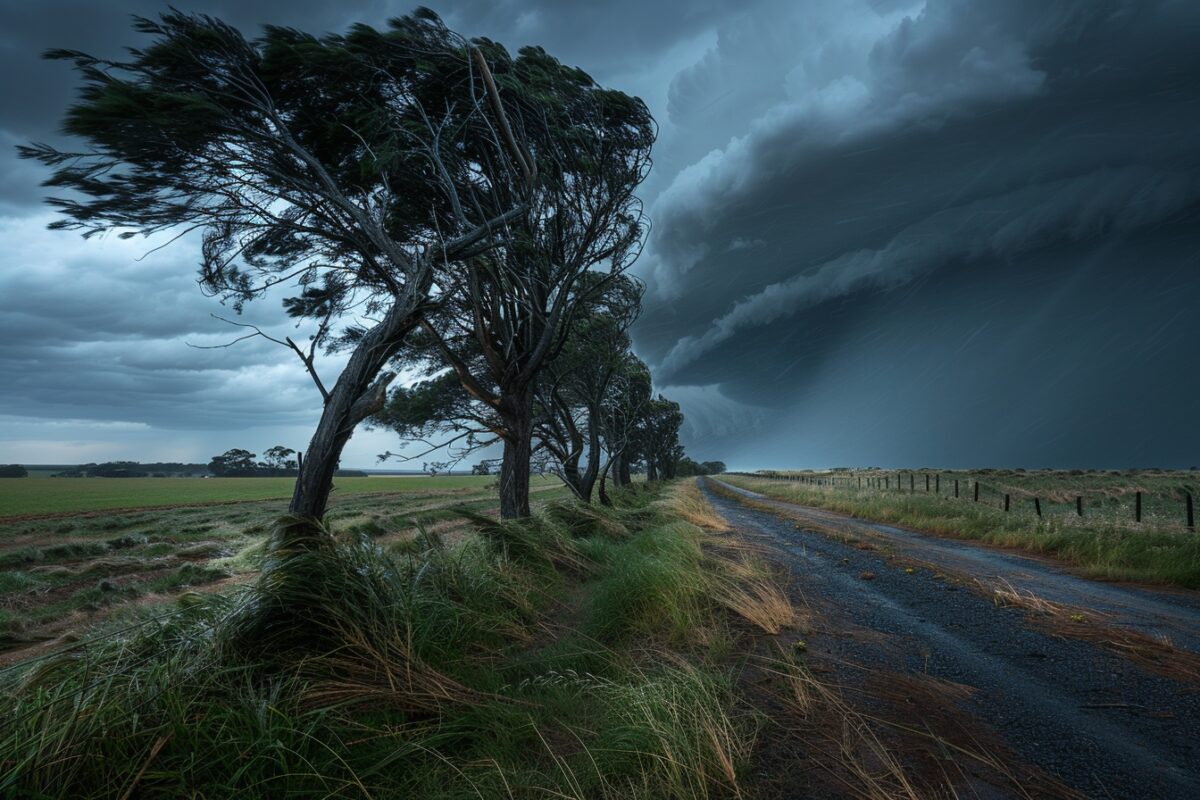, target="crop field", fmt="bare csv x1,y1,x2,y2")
720,468,1200,587
0,476,567,660
0,474,558,518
